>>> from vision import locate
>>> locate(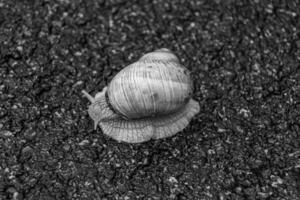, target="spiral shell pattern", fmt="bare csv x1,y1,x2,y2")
107,49,193,119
